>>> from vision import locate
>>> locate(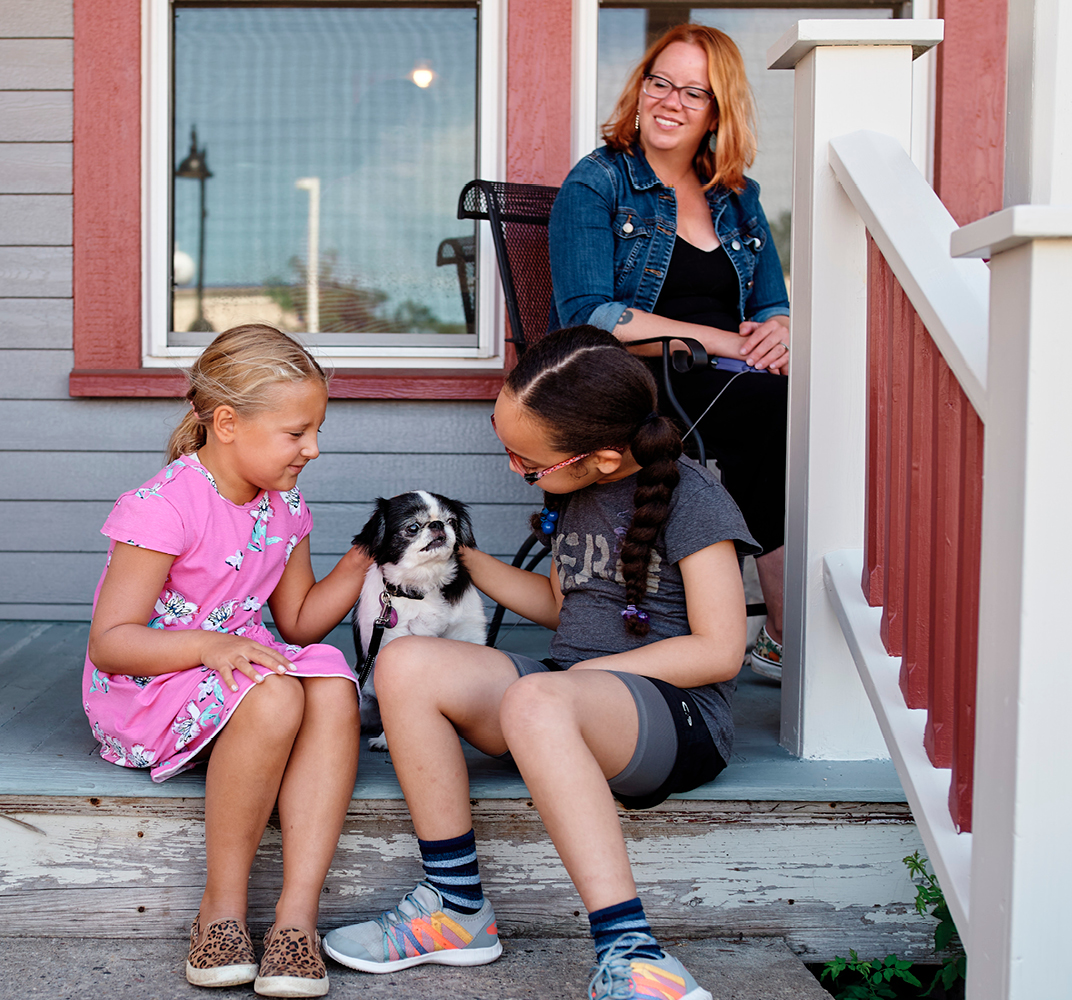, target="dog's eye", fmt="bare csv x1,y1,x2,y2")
406,523,421,535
